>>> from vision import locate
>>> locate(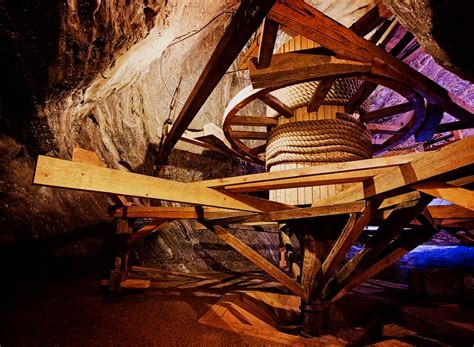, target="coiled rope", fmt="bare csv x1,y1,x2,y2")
266,114,372,169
